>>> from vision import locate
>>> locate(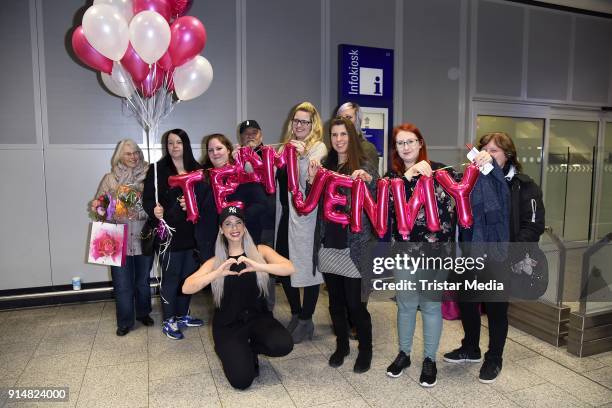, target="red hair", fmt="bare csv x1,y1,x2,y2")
390,123,429,174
